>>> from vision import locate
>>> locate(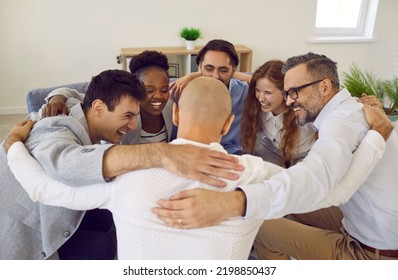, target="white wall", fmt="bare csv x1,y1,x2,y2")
1,0,397,114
